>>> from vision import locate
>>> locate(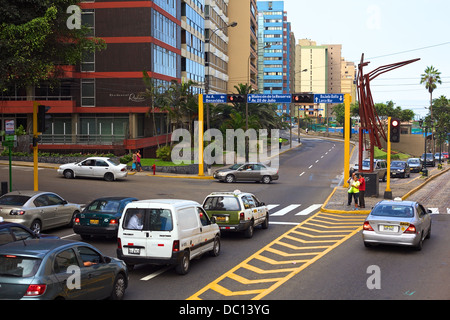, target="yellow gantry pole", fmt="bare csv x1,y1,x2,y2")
343,94,351,188
33,102,39,191
198,94,204,176
386,117,392,194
